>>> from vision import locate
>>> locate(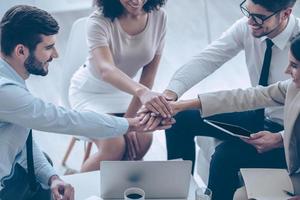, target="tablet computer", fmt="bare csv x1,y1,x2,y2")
203,119,252,139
